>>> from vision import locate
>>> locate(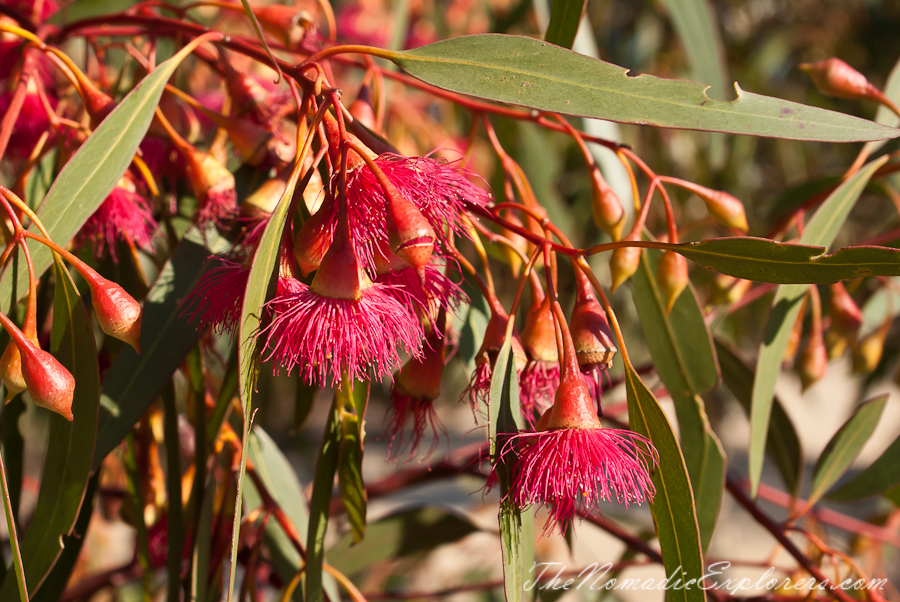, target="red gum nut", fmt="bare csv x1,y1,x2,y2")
84,274,143,353
799,58,874,100
293,196,335,277
310,225,369,301
829,282,863,336
570,295,617,369
385,183,435,283
184,147,235,202
395,337,445,400
522,297,559,363
0,329,41,401
540,303,602,431
656,251,688,314
610,242,642,292
590,166,626,241
476,309,527,372
21,344,76,421
798,326,827,390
